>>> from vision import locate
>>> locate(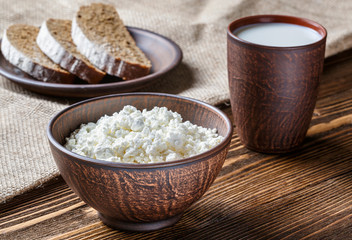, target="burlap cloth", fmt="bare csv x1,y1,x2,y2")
1,0,352,203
